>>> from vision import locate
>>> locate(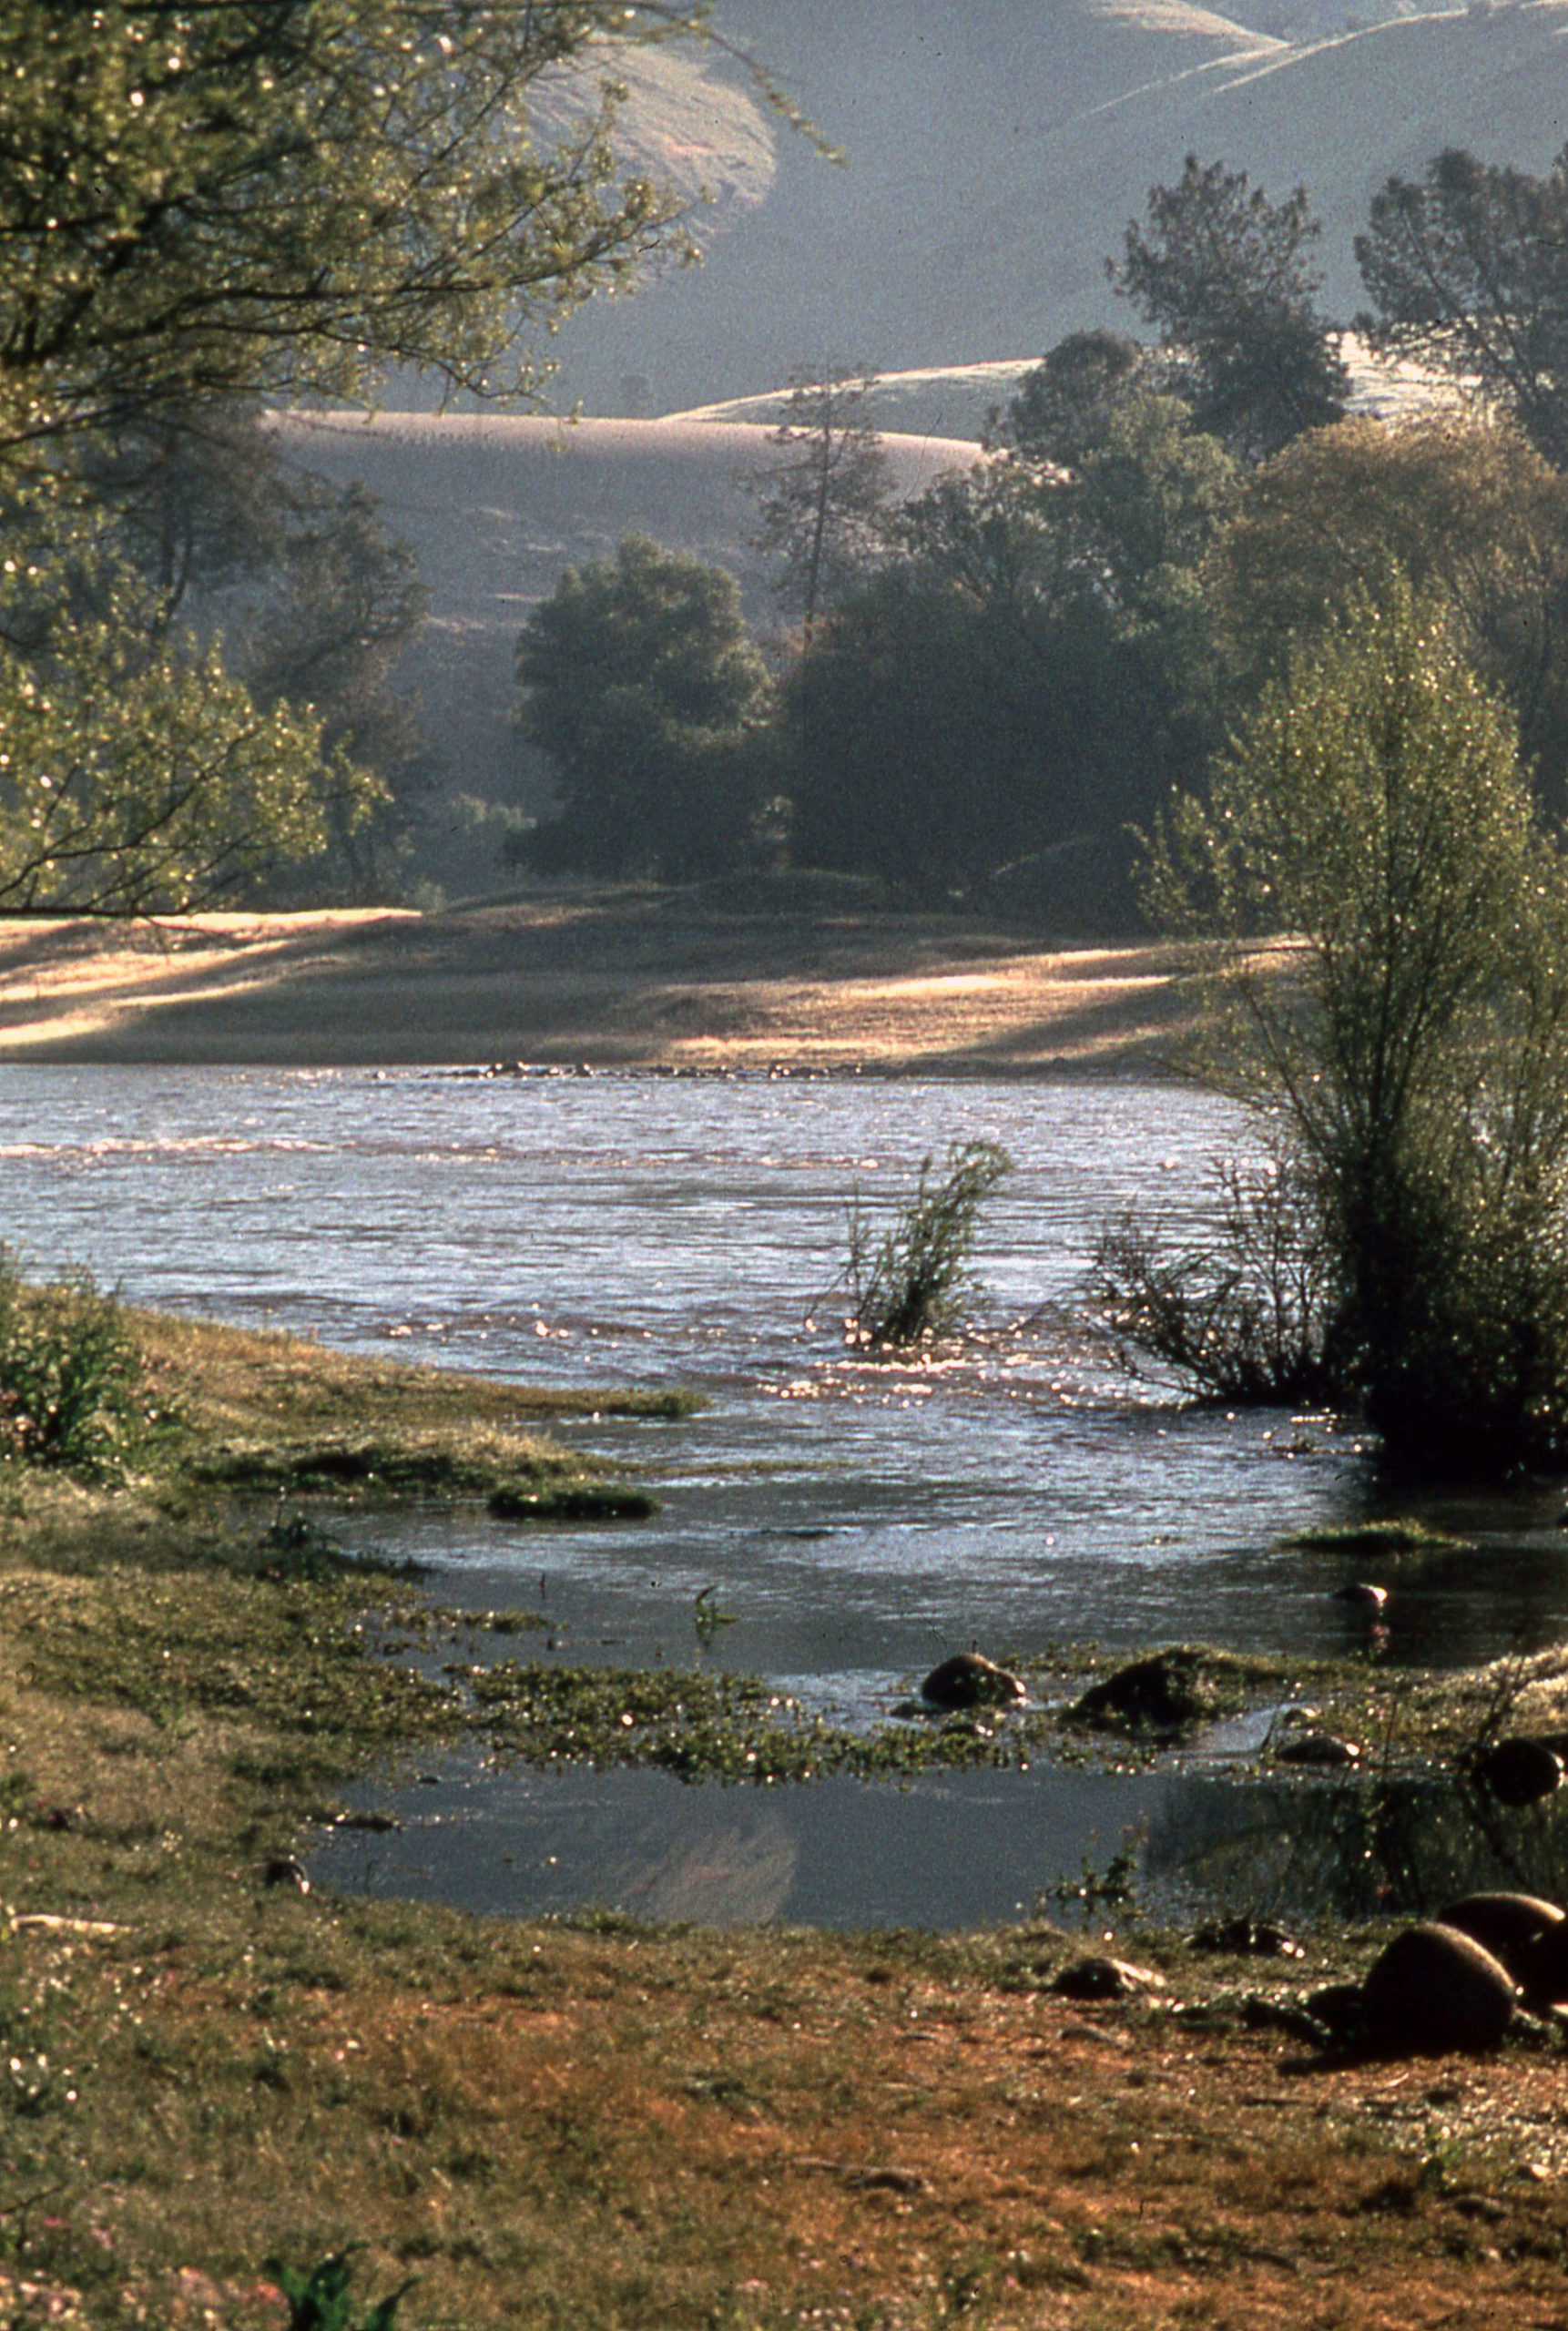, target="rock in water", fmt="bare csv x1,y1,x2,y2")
1475,1736,1564,1807
920,1652,1025,1711
1361,1923,1516,2053
1333,1581,1390,1612
1069,1647,1216,1736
